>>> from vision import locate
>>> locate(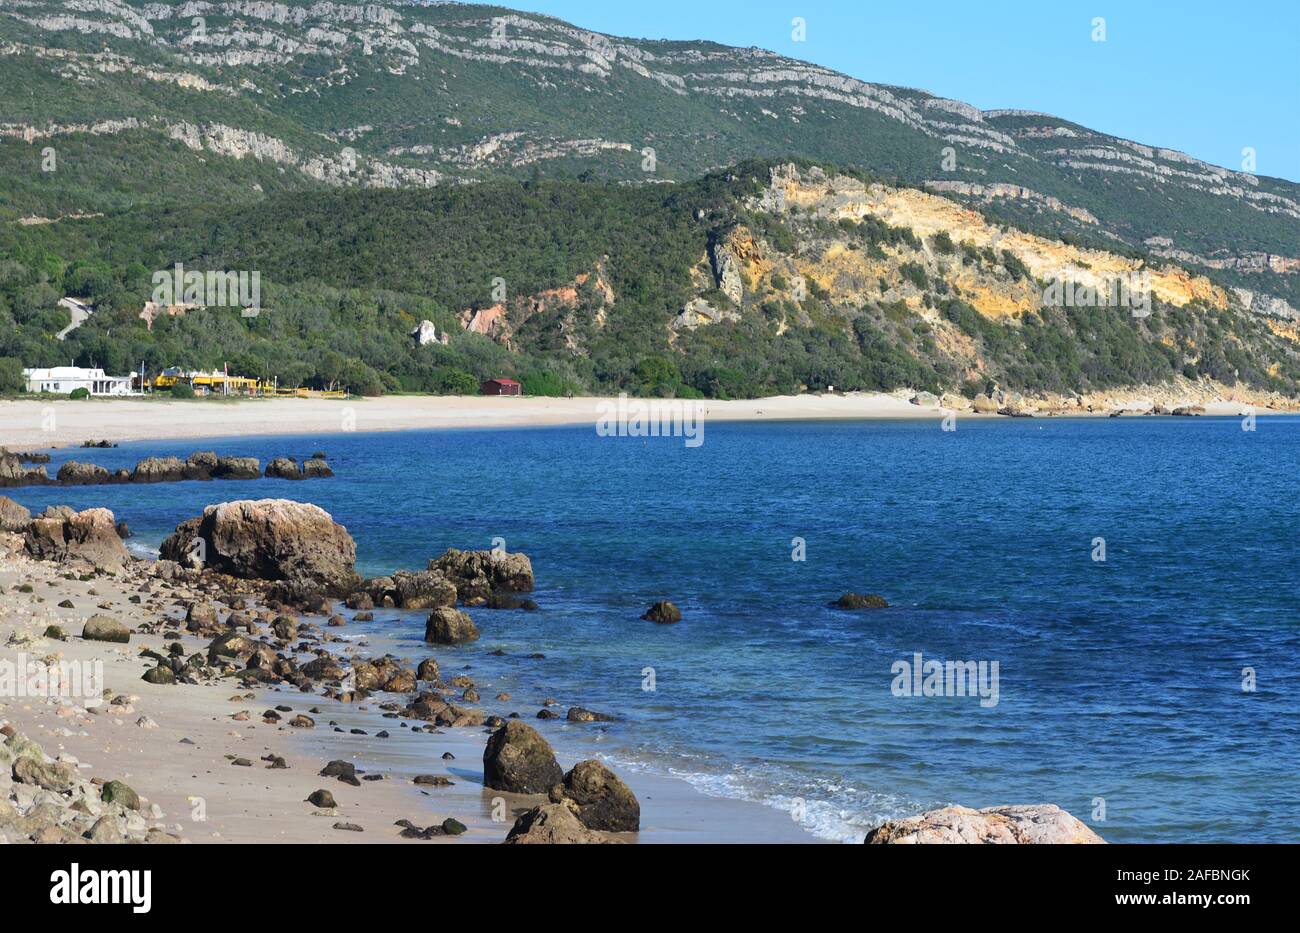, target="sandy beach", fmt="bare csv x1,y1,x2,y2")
0,534,813,844
0,389,1278,451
